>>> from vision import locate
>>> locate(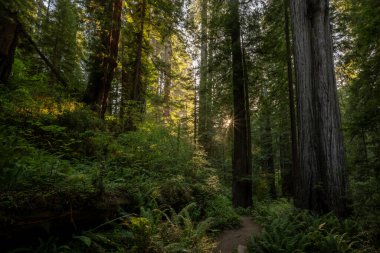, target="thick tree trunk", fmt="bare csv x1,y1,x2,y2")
84,0,122,119
99,0,123,118
283,0,297,197
229,0,253,208
290,0,348,216
0,13,19,83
